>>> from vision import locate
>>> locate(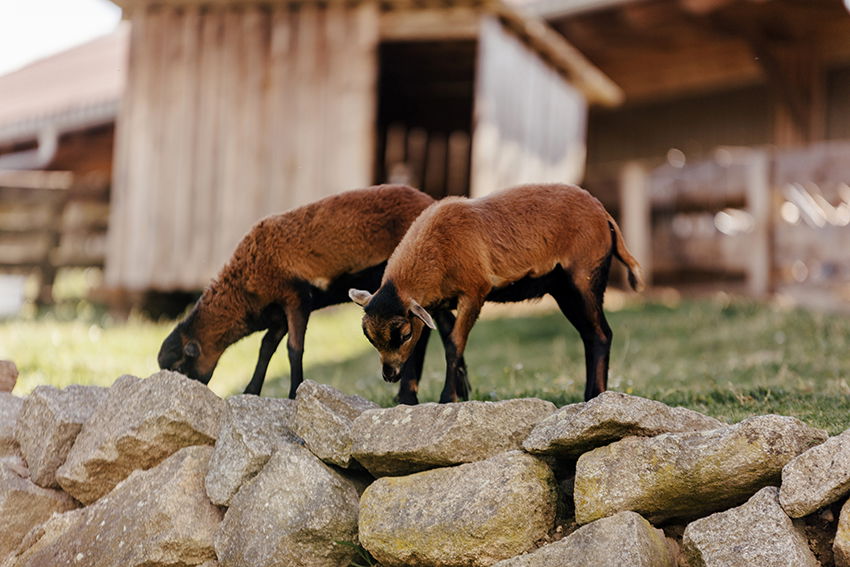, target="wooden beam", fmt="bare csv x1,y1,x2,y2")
678,0,740,16
379,6,479,41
